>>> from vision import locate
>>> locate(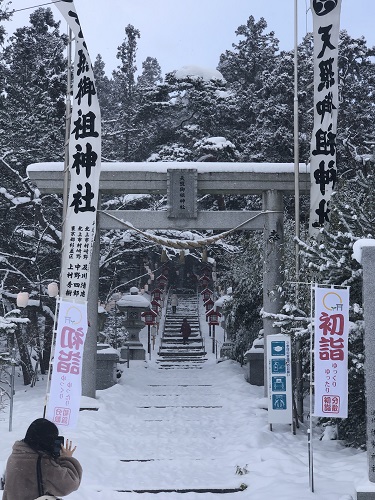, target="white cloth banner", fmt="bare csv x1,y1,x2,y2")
309,0,341,236
313,286,349,418
56,0,101,301
46,300,87,428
